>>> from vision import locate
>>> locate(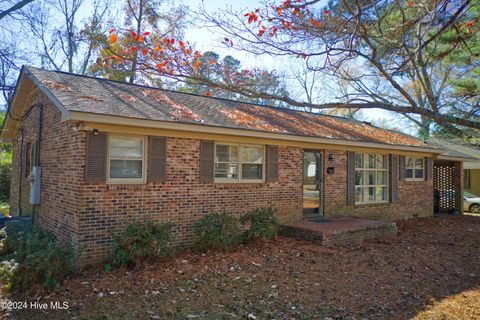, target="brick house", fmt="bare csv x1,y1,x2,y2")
0,66,464,265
